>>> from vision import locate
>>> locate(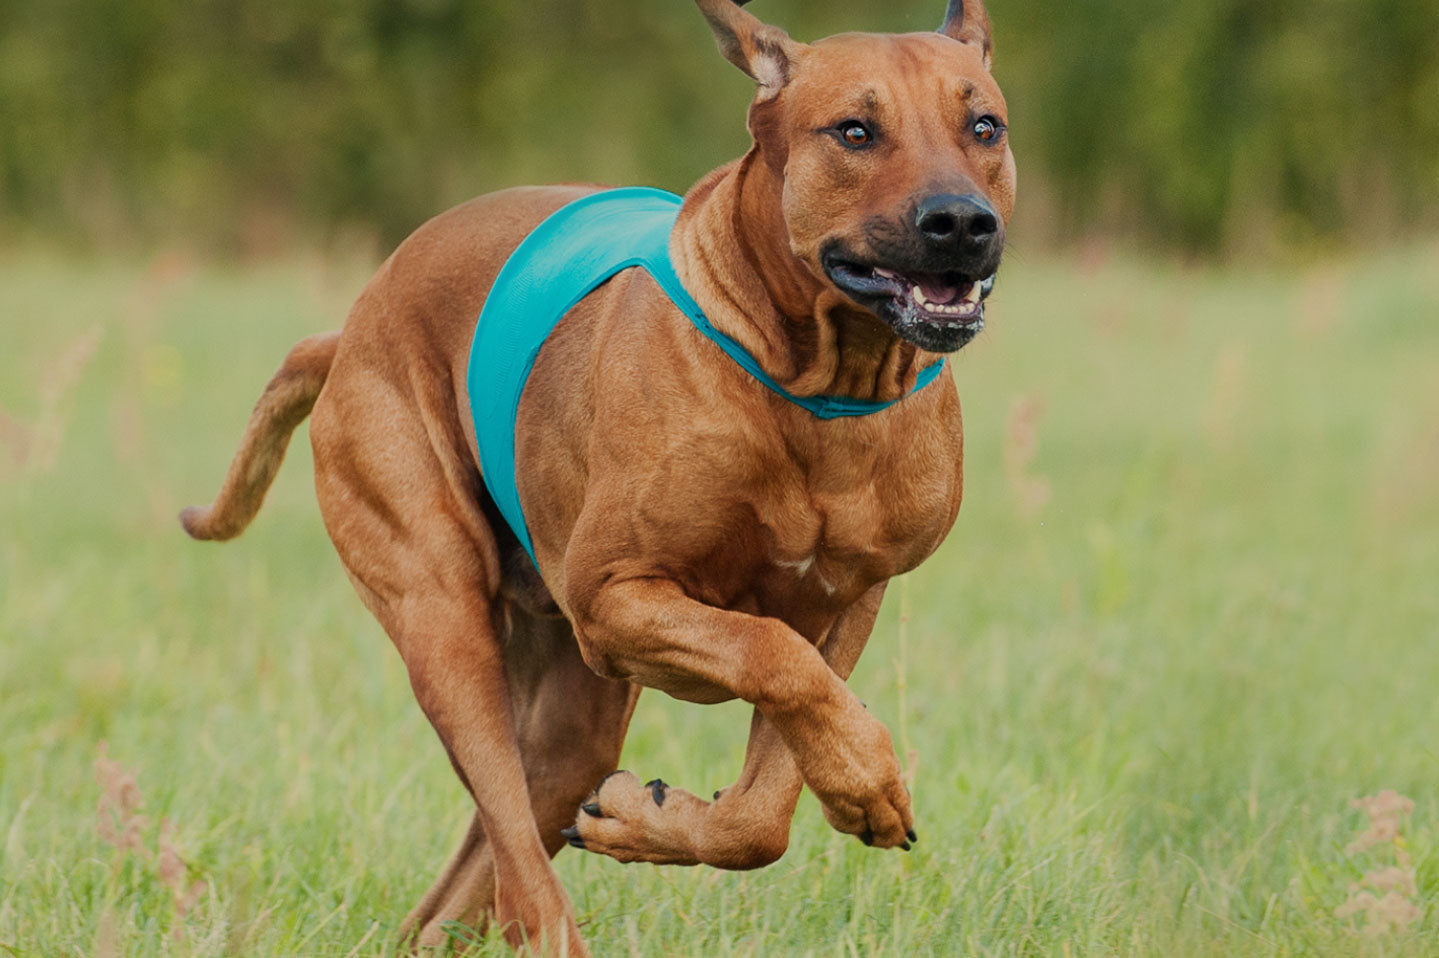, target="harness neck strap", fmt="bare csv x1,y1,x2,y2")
633,191,946,419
